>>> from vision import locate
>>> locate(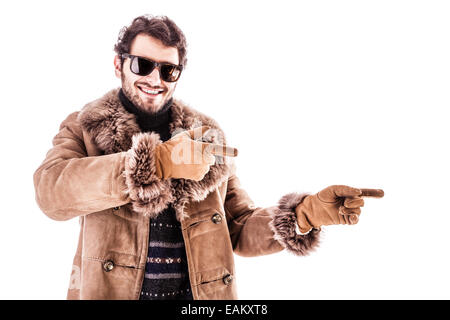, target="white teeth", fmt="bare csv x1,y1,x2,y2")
140,87,161,95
